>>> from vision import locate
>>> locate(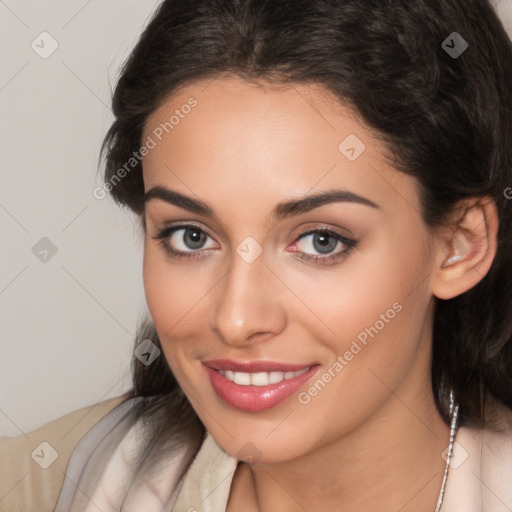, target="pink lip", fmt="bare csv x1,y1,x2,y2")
203,361,320,412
